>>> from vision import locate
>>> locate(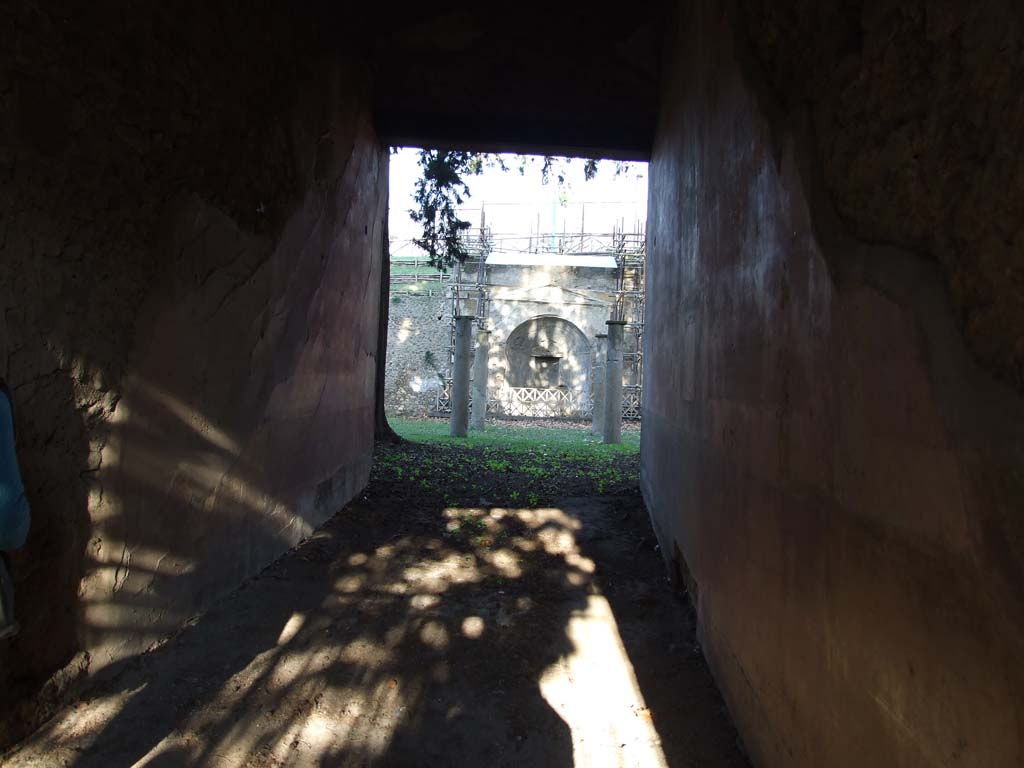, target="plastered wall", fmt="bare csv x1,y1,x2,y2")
643,2,1024,765
0,2,386,743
